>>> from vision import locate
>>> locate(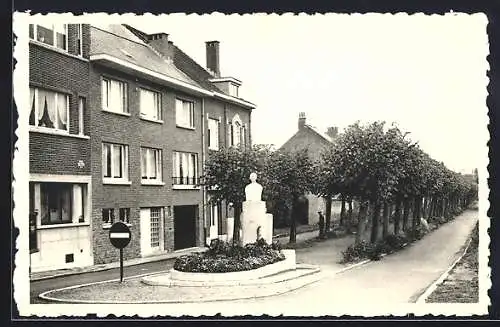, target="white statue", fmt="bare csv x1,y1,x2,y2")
244,172,263,201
